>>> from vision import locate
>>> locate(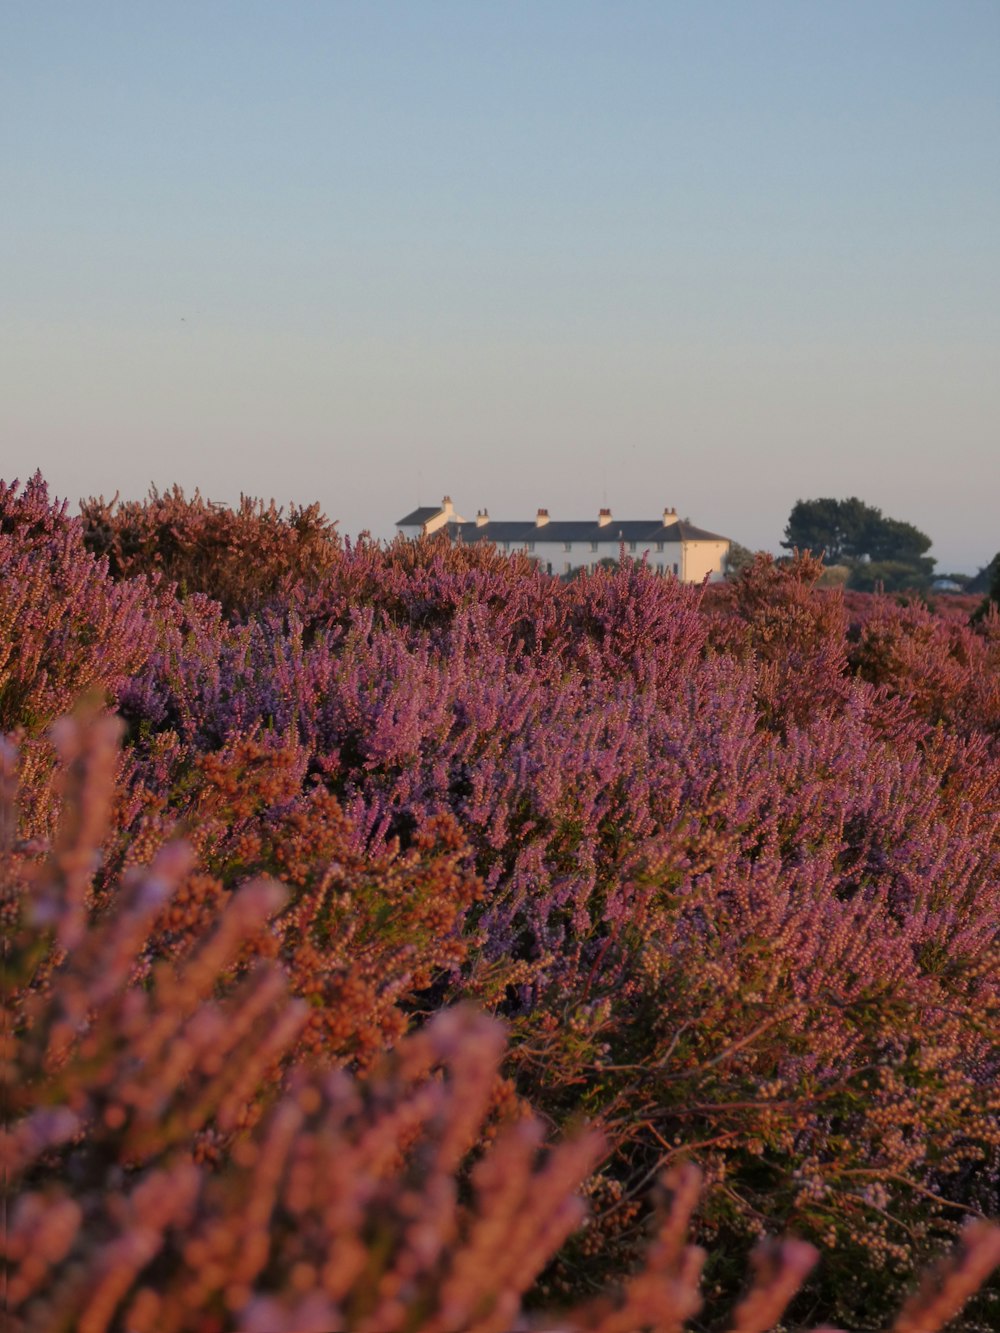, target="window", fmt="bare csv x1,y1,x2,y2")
564,561,572,574
564,542,573,552
628,542,637,552
526,541,535,552
655,541,664,552
590,541,599,552
673,562,679,576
